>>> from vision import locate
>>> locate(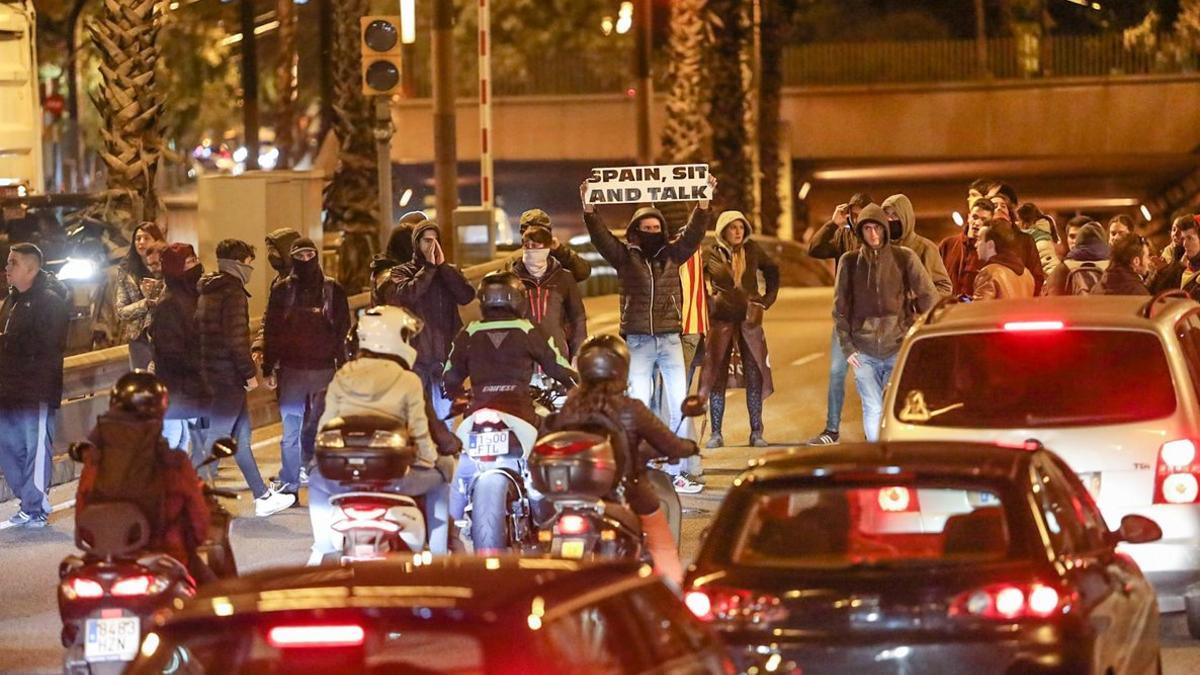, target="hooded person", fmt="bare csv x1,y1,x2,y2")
371,211,428,306
971,219,1035,301
150,243,212,461
581,175,715,495
690,210,779,449
261,237,351,504
512,225,588,361
504,208,591,282
1043,222,1111,296
832,204,939,442
384,220,476,423
252,227,302,361
881,194,953,297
